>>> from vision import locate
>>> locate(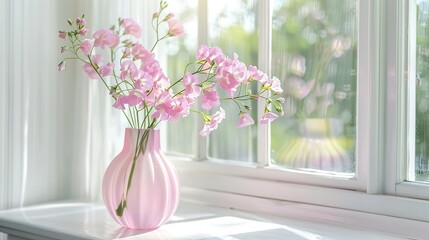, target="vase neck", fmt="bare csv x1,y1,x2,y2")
124,128,160,152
